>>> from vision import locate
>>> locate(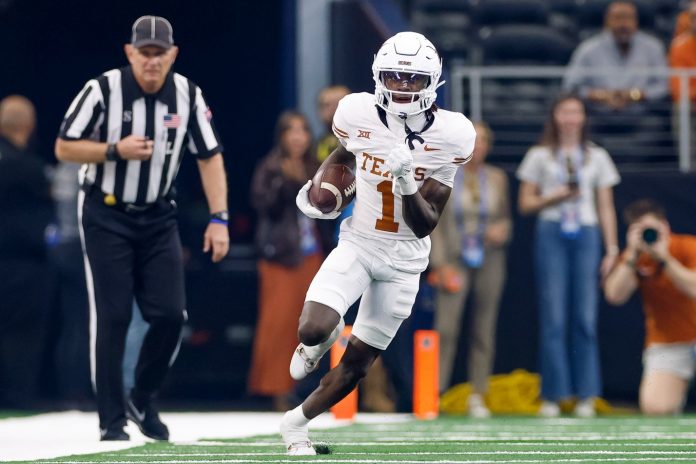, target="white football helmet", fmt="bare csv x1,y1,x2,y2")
372,31,444,117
